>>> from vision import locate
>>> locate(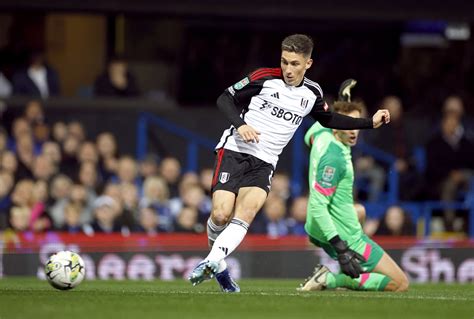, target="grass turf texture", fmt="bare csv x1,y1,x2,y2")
0,278,472,319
